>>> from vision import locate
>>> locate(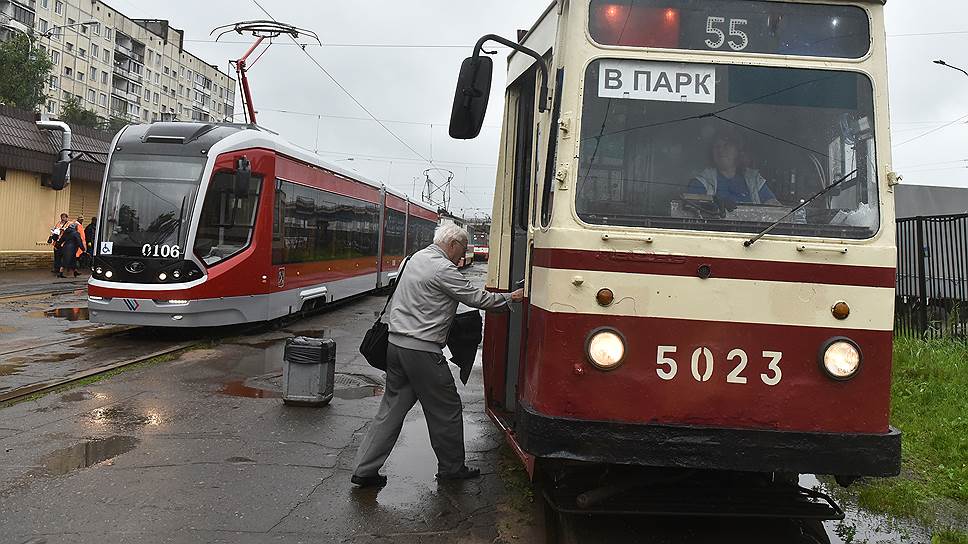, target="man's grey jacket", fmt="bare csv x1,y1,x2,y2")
387,244,511,354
